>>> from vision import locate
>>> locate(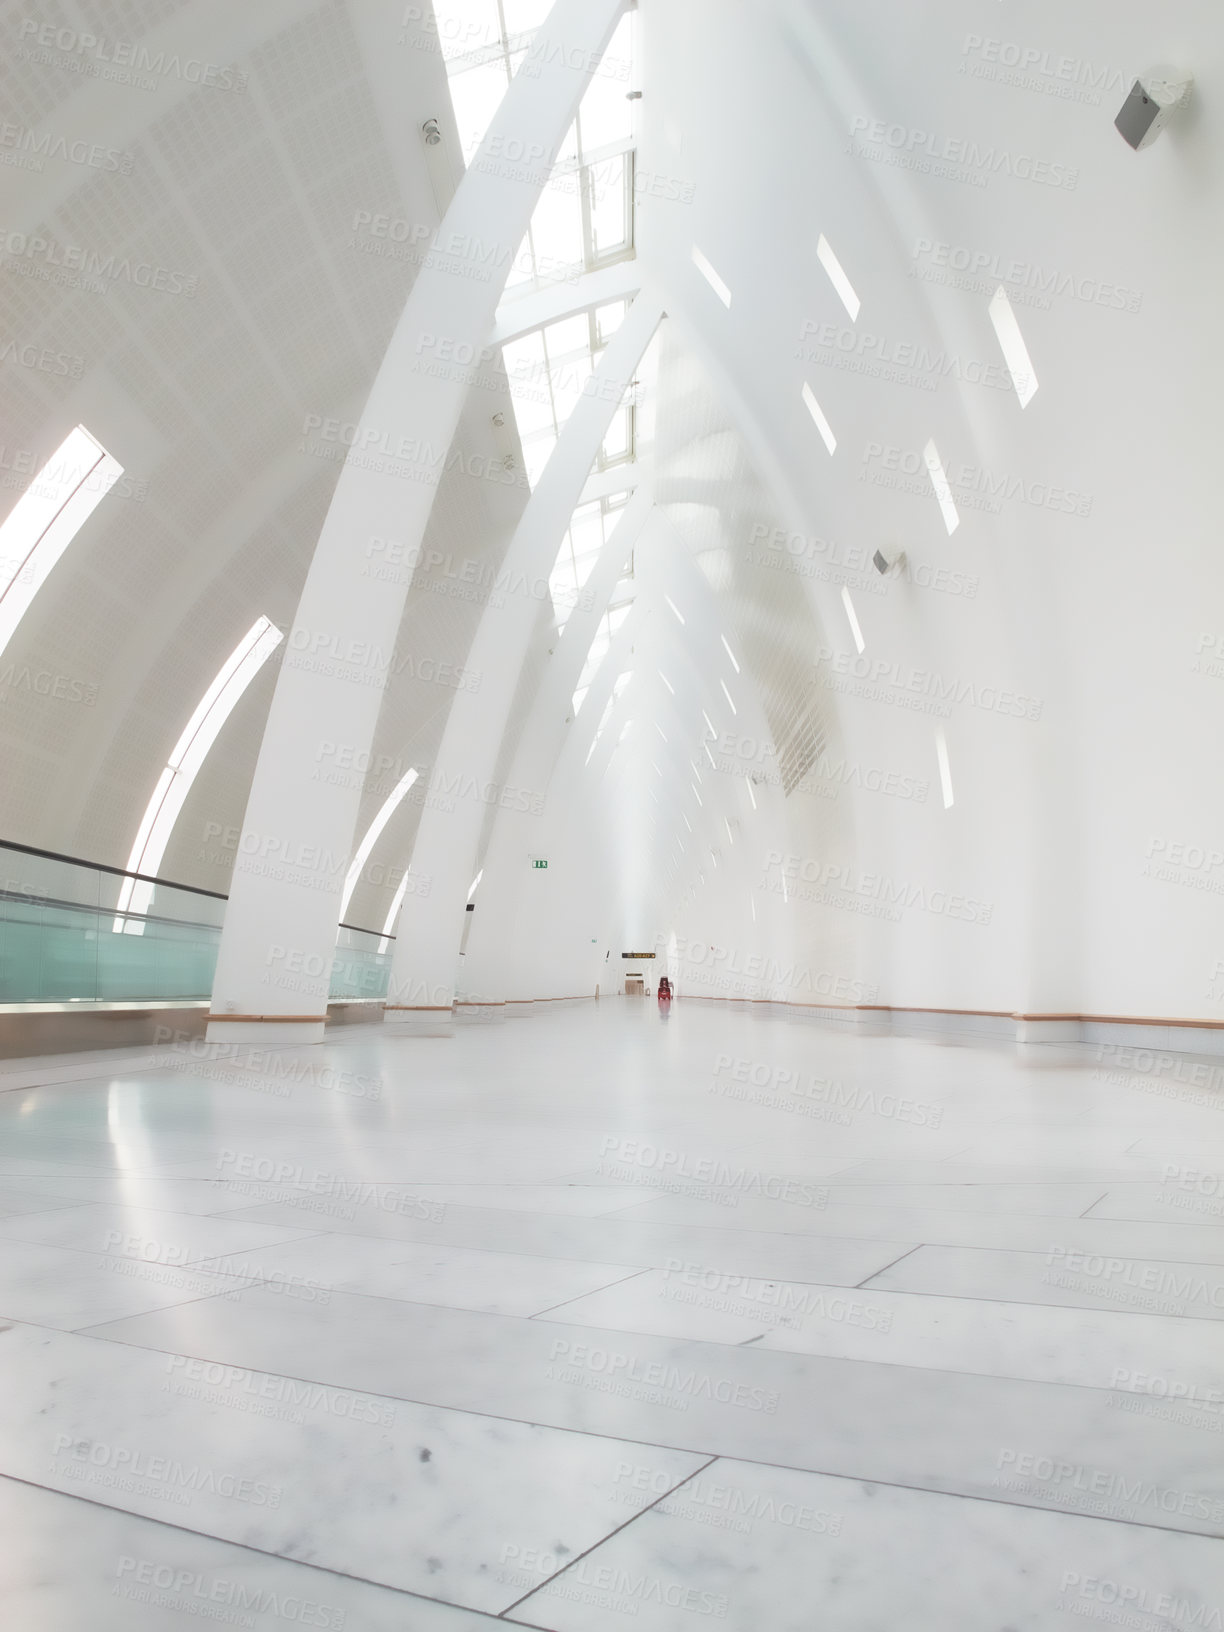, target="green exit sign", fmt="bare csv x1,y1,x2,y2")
532,859,548,868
